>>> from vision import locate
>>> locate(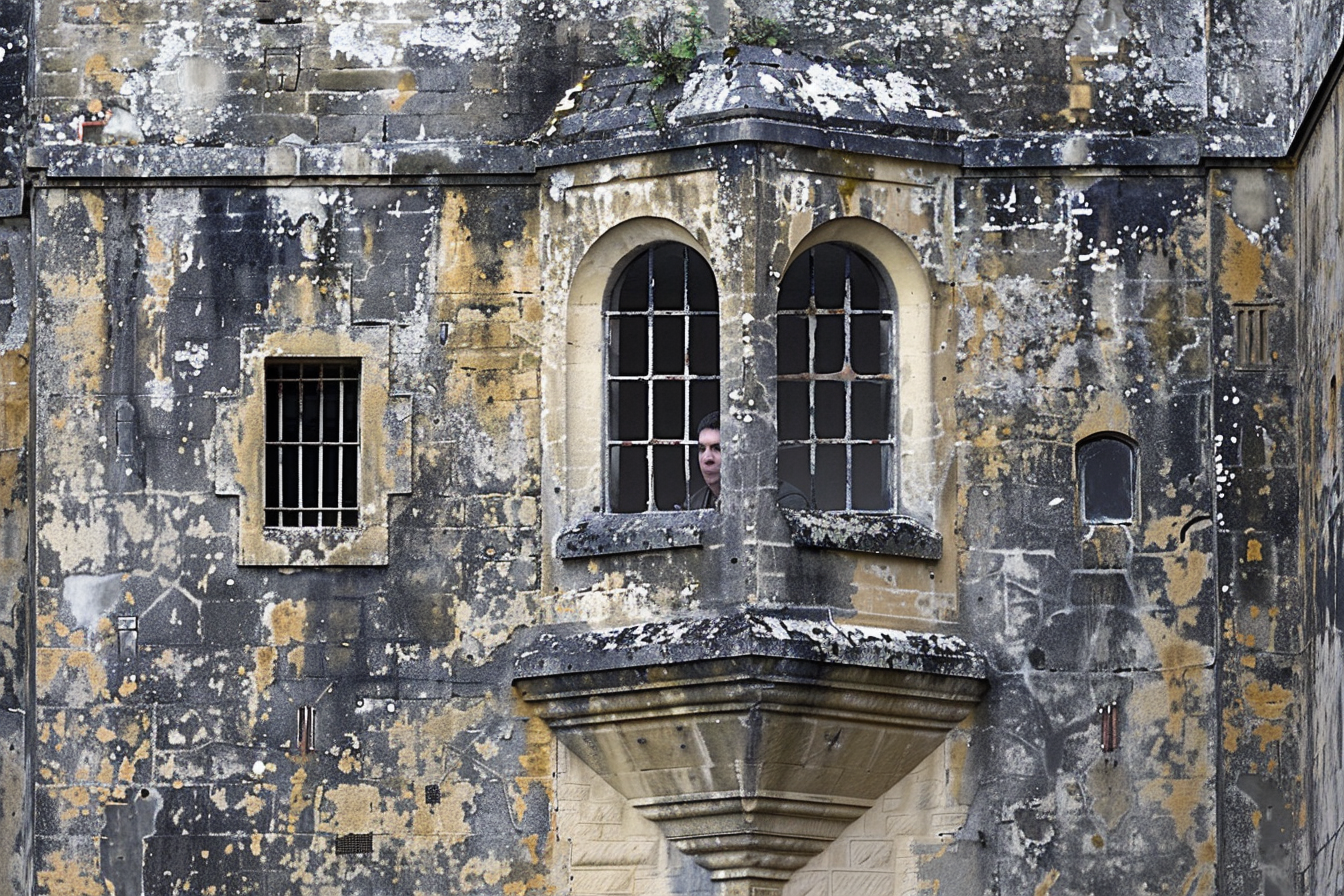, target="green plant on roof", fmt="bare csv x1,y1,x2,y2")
730,15,793,49
617,7,708,90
